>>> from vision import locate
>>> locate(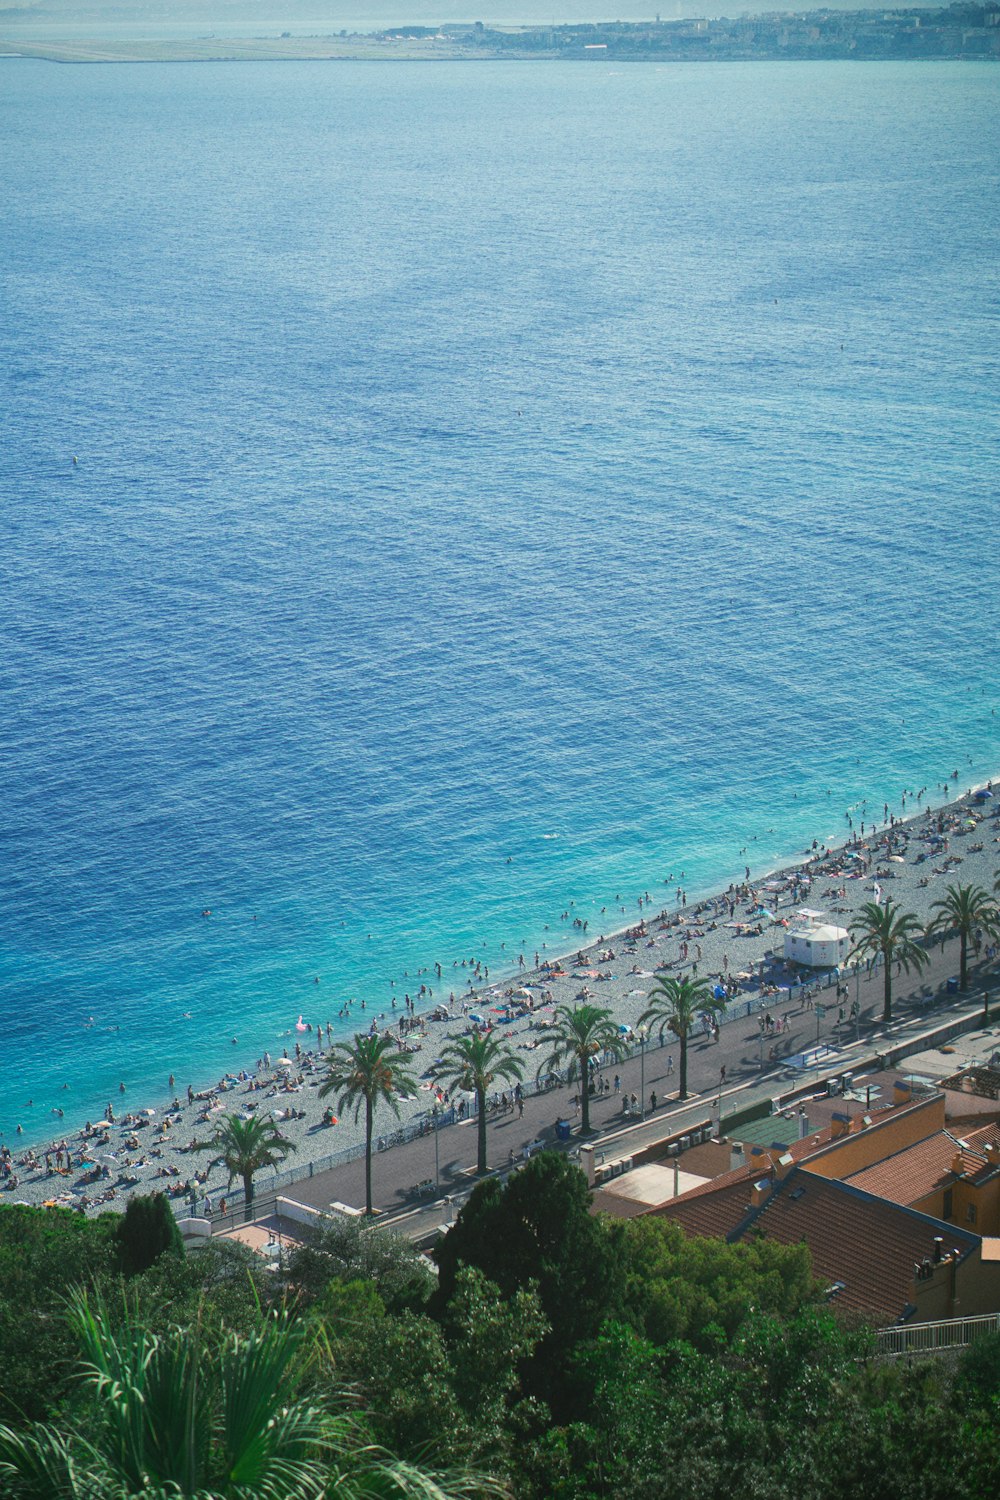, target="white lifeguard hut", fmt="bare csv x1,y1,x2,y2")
783,908,850,969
